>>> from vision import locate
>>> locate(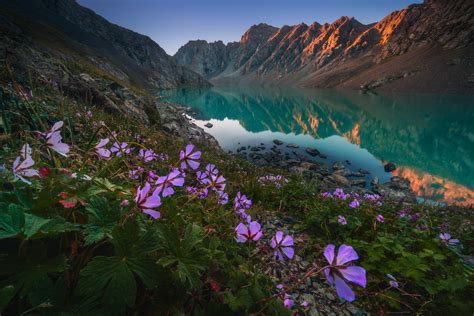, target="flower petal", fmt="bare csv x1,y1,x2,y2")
334,274,355,302
143,209,161,219
282,246,294,259
324,244,336,265
336,244,359,266
281,235,293,247
339,266,366,288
